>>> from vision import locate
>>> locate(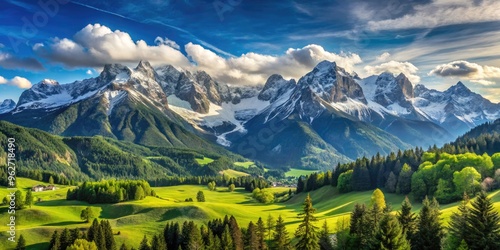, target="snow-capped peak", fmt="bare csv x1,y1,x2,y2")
0,99,16,114
39,79,59,86
314,60,337,73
